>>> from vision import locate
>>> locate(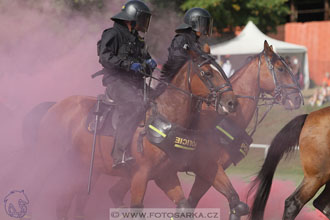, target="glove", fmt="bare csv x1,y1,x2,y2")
146,59,157,70
130,63,143,72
